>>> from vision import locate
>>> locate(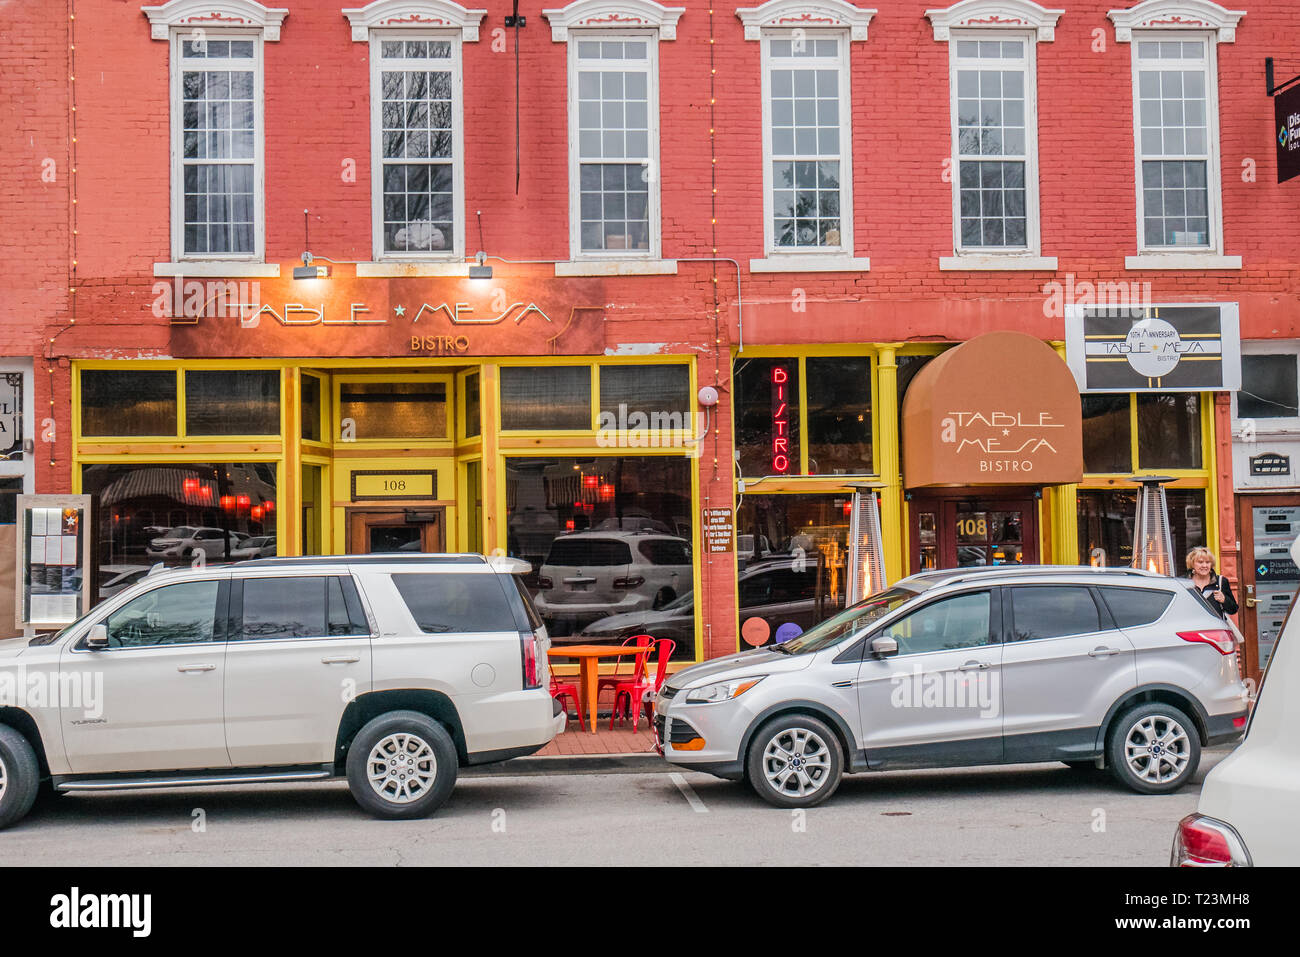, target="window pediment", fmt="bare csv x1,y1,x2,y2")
925,0,1064,42
735,0,877,42
542,1,685,42
342,0,488,42
1108,0,1245,43
142,0,288,41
